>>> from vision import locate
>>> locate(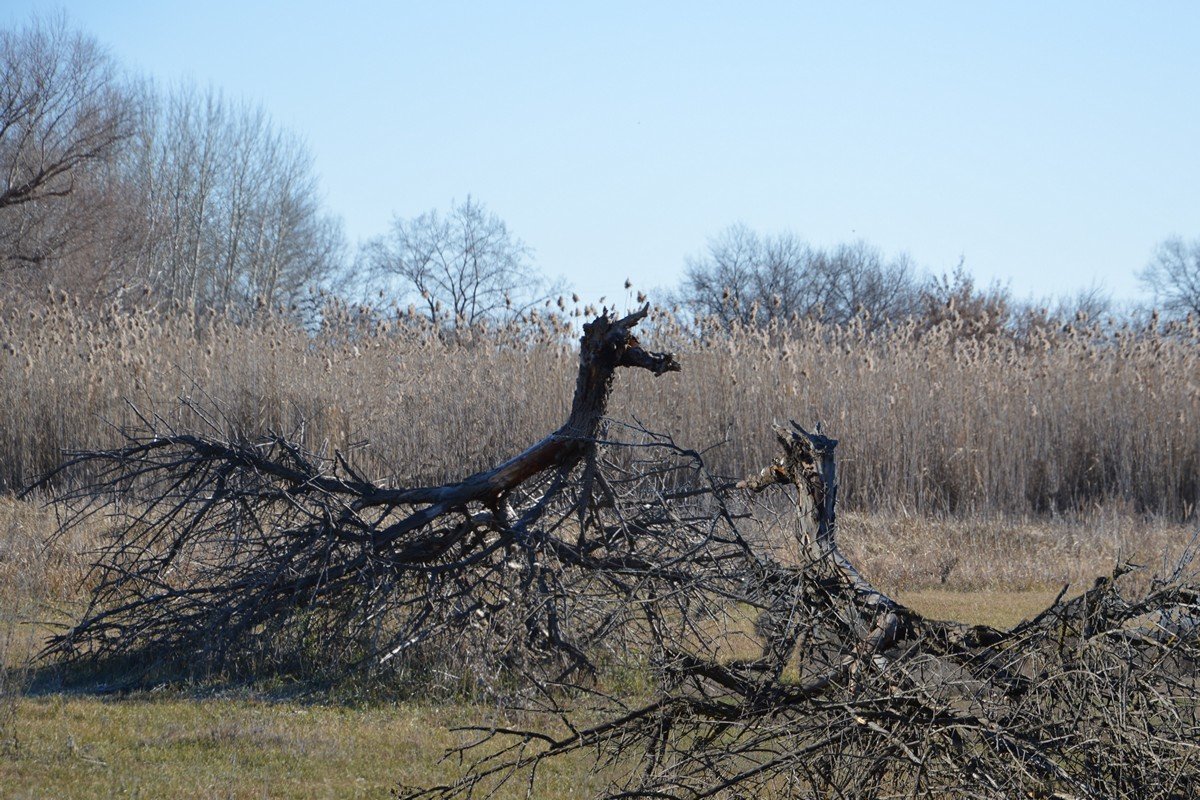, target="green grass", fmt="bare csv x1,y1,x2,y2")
1,694,604,799
0,591,1054,800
